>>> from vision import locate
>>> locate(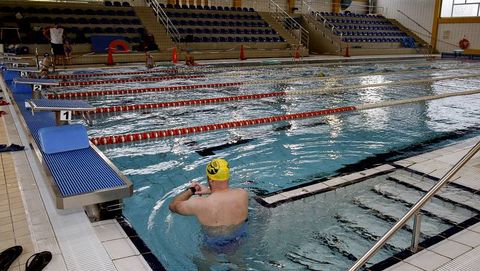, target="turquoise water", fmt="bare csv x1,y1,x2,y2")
60,59,480,270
